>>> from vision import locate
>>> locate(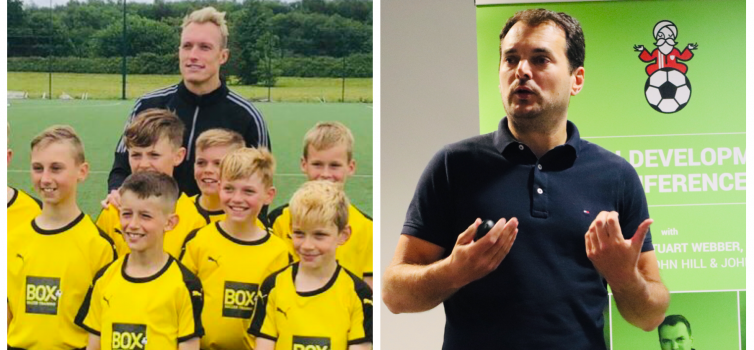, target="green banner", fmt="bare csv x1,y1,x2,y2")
476,0,745,347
